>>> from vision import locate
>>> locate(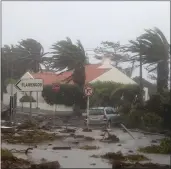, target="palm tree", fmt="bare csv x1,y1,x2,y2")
122,27,170,94
1,45,19,101
51,37,88,87
16,38,49,73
